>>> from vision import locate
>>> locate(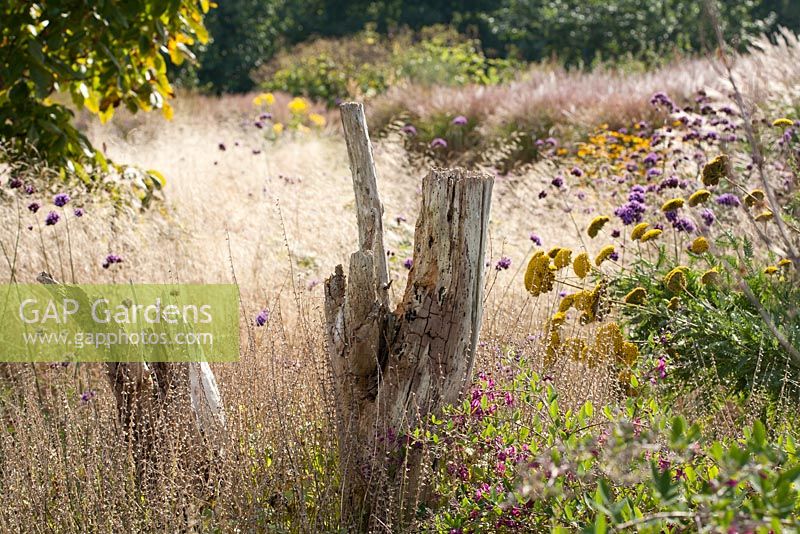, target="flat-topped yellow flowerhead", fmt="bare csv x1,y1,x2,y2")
688,189,711,207
524,252,556,296
702,154,729,186
773,118,794,127
558,293,575,312
744,189,765,207
623,287,647,305
573,252,591,278
595,322,624,356
661,198,684,212
554,248,573,269
595,245,615,266
252,92,275,107
701,268,720,285
544,329,561,366
631,222,649,241
755,211,773,222
640,229,663,243
689,236,709,254
587,216,610,238
764,266,778,275
665,267,687,293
